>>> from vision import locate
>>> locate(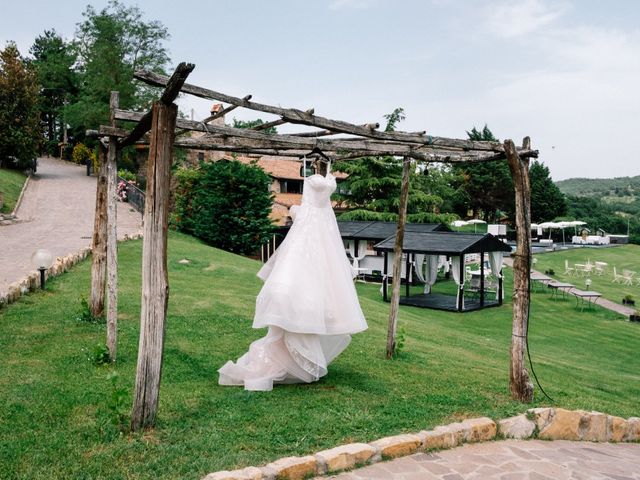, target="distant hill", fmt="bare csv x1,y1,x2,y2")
556,175,640,199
